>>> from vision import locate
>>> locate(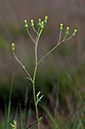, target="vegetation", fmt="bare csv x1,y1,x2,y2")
7,16,82,129
0,14,85,129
